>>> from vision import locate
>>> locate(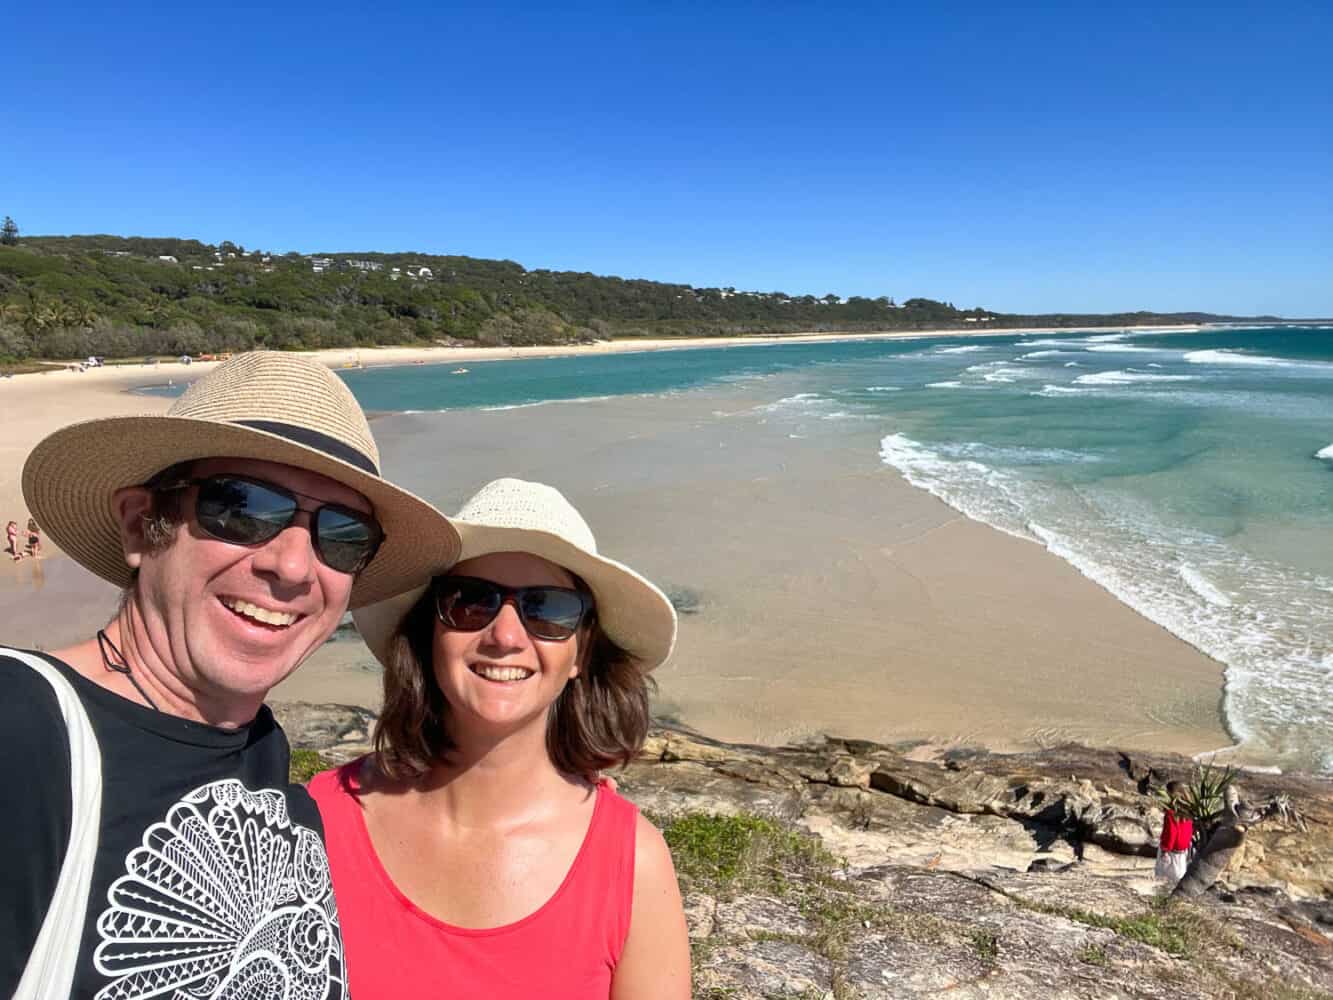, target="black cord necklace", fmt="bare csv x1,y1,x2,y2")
97,629,160,711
